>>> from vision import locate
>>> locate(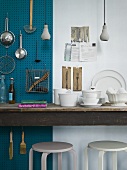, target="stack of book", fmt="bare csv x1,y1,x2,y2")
18,100,47,108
